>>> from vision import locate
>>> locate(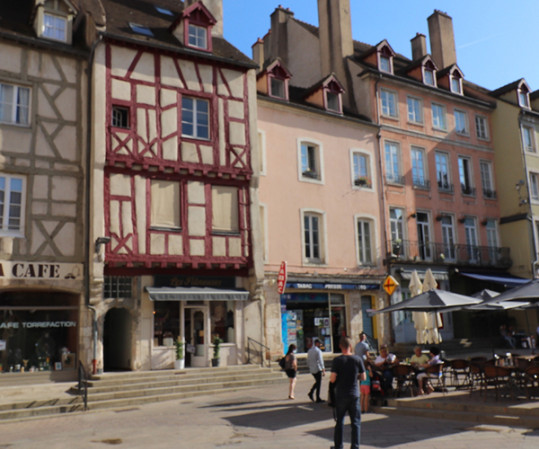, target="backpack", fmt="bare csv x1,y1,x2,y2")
278,356,286,370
